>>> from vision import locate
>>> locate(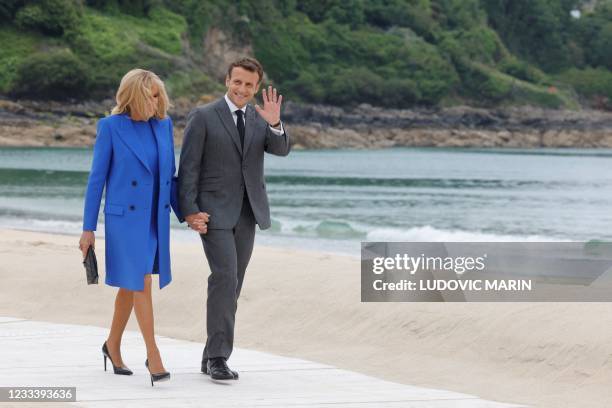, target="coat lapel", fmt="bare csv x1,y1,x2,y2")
117,114,152,174
214,99,243,157
150,118,165,177
243,104,256,158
